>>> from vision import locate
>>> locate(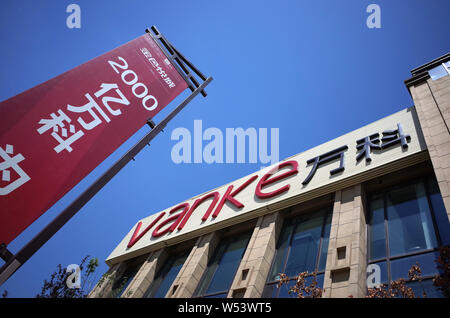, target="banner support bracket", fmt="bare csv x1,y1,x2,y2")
0,244,13,263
